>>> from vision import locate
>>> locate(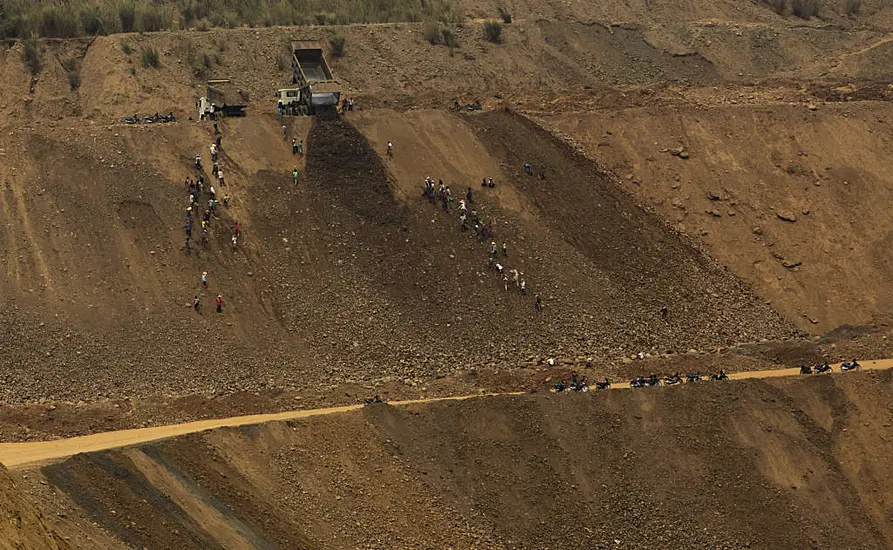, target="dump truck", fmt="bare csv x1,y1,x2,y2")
197,79,247,119
285,41,341,115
